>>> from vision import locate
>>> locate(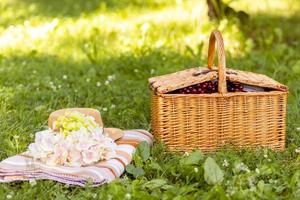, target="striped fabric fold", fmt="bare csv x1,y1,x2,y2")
0,130,153,187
